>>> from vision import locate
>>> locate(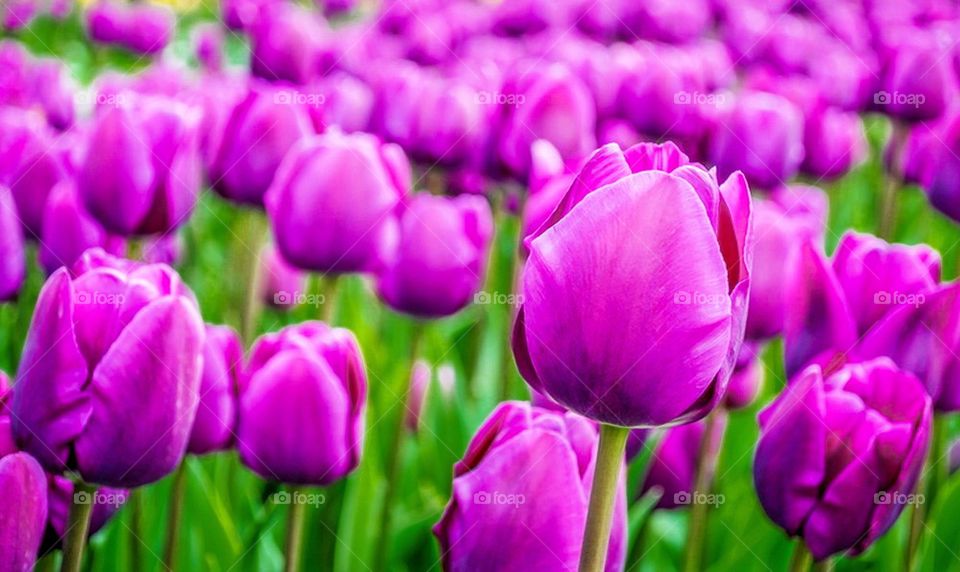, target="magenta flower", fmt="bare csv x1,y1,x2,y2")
38,182,125,274
189,325,243,455
0,452,47,572
0,186,25,302
641,413,727,510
